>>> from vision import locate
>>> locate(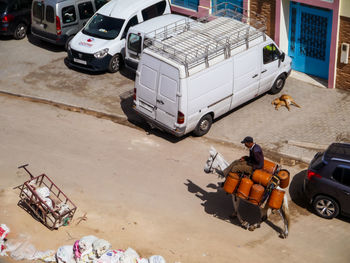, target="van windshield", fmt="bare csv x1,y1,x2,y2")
82,13,124,40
